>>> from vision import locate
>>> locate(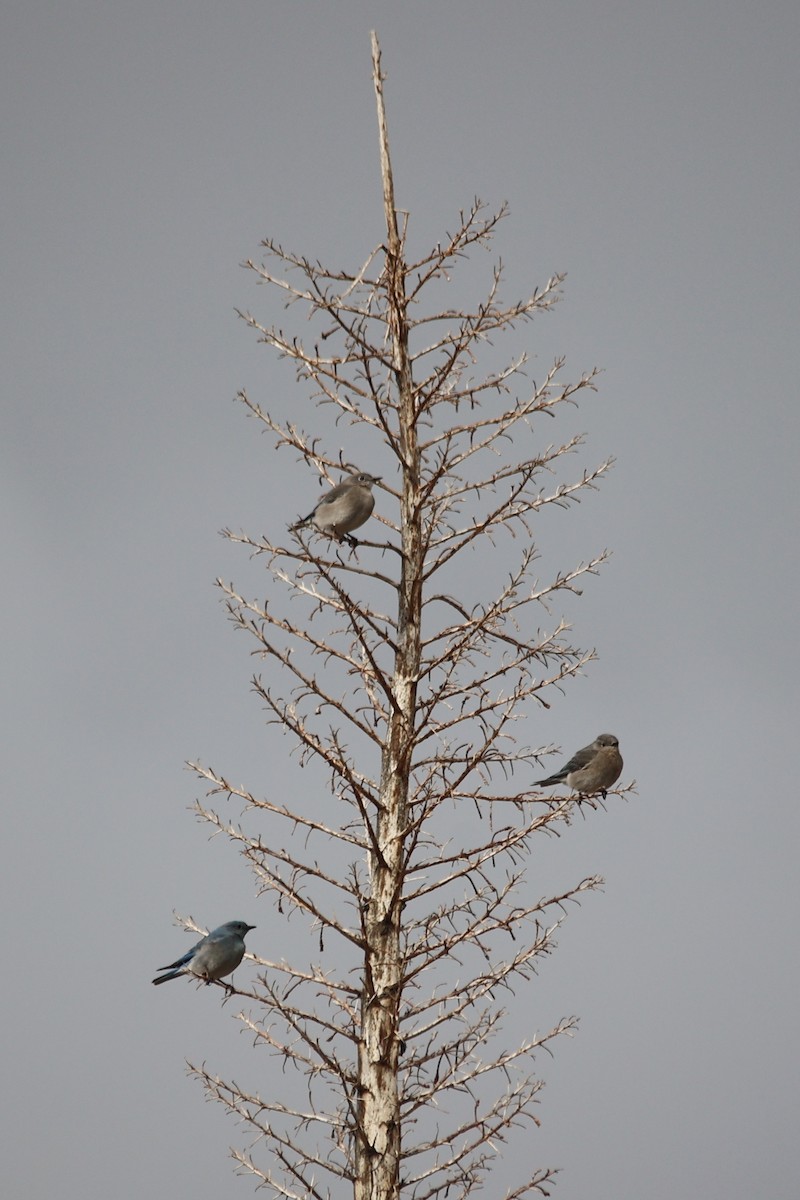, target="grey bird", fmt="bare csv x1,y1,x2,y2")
290,471,380,545
152,920,256,987
535,733,623,798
